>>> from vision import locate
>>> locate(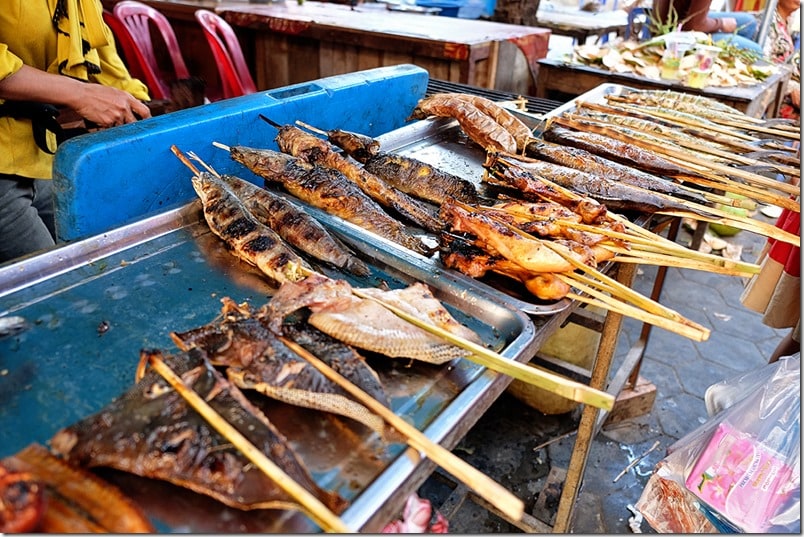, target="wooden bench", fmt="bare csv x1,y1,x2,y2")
535,7,629,44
